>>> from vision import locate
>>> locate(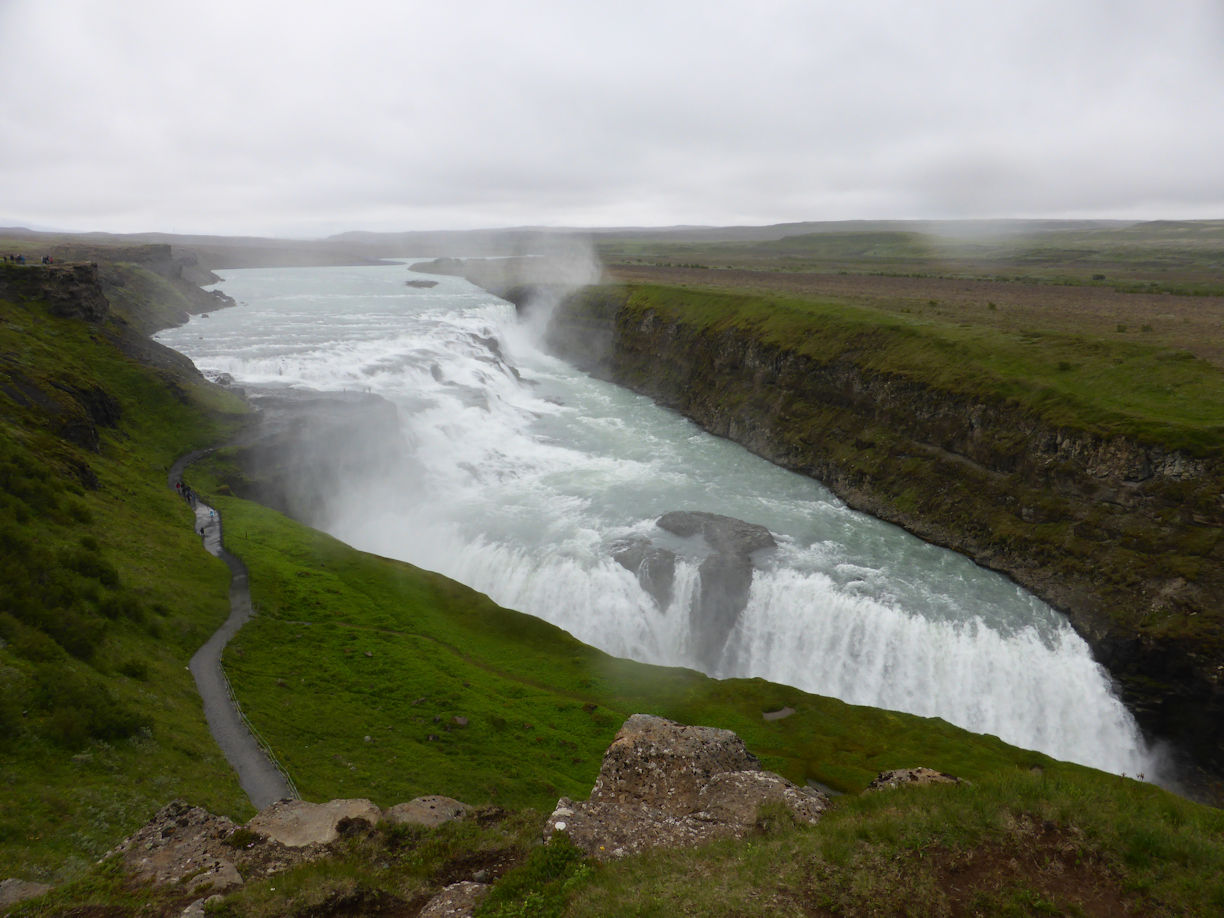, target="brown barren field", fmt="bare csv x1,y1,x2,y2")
606,263,1224,369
